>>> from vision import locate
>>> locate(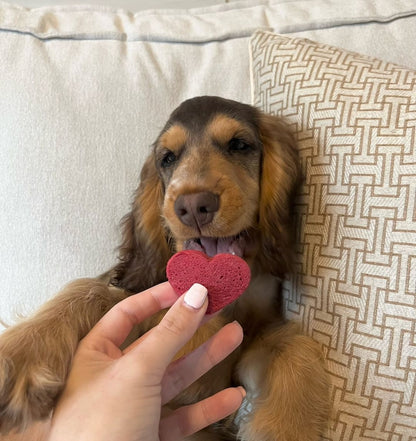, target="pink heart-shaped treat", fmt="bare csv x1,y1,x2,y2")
166,250,251,314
